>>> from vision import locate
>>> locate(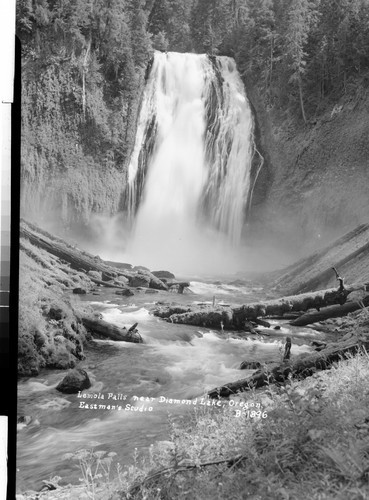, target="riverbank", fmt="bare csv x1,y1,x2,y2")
18,219,179,377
